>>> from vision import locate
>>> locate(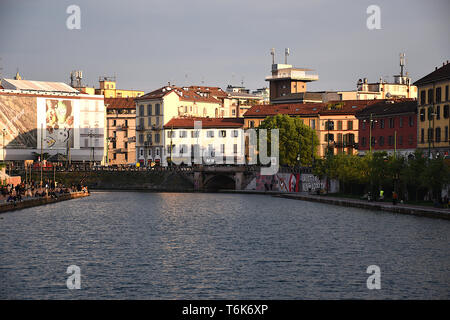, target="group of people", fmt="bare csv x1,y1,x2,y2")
0,180,87,204
364,189,399,205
